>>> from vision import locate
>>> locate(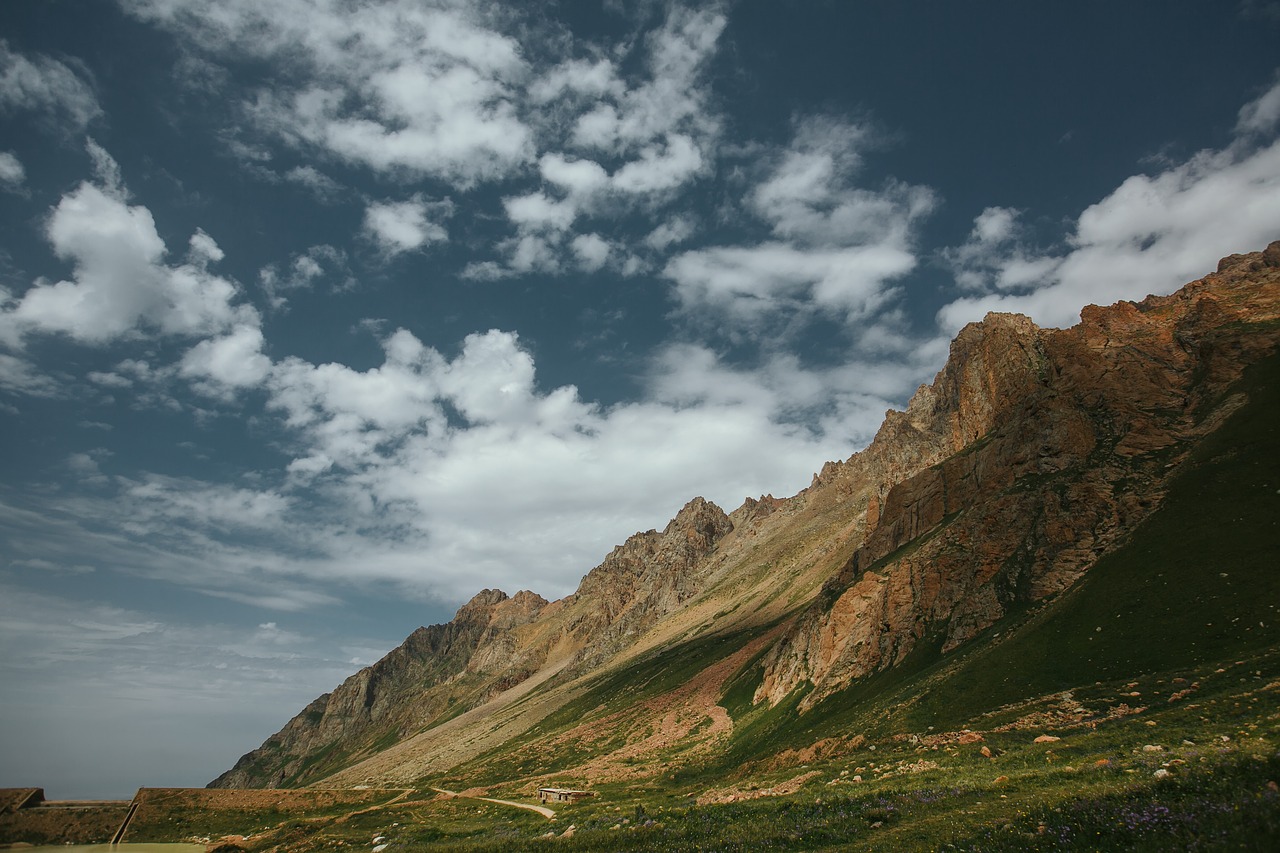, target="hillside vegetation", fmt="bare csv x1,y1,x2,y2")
197,244,1280,851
